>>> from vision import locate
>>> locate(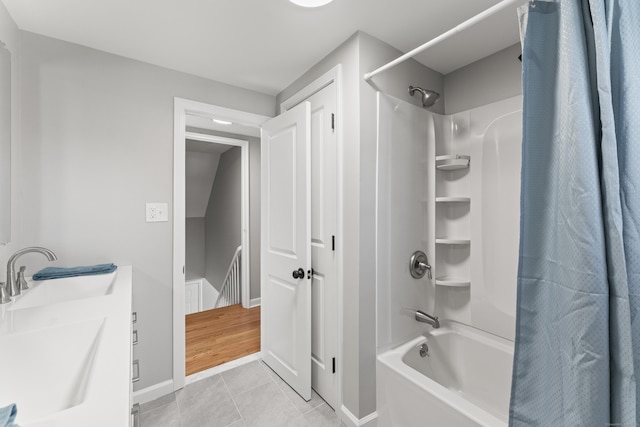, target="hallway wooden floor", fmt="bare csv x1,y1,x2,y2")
185,304,261,376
